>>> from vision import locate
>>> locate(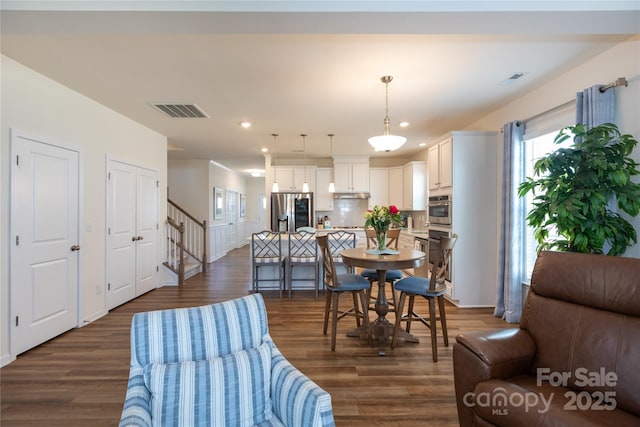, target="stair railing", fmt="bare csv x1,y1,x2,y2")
165,199,207,285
